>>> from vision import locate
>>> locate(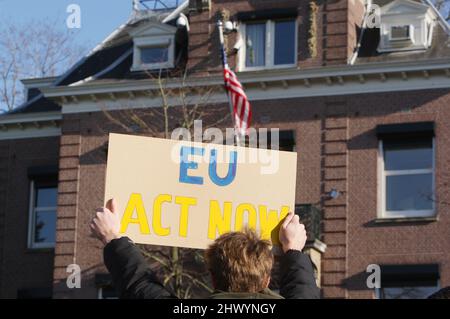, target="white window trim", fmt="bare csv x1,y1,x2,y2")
238,19,298,72
27,180,57,249
389,24,414,42
378,138,436,219
131,36,175,71
426,20,434,47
